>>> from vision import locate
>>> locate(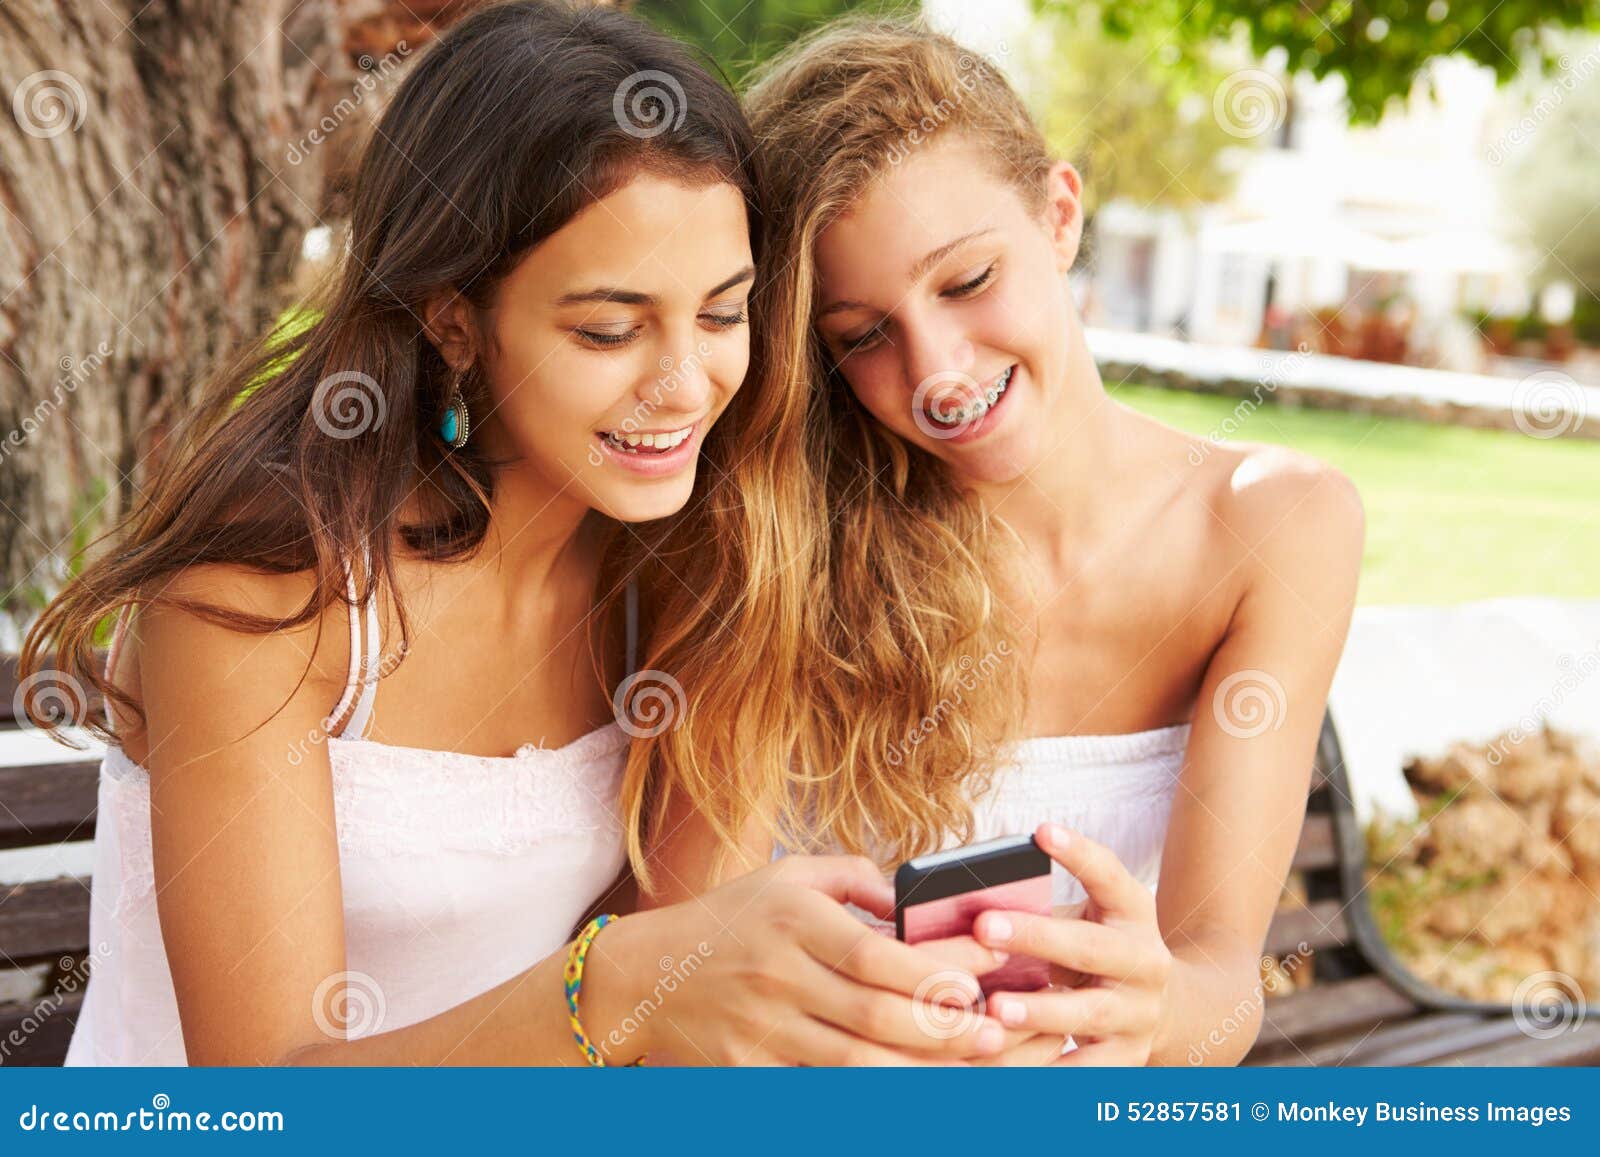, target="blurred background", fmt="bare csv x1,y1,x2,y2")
2,1,1599,1054
5,0,1599,622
